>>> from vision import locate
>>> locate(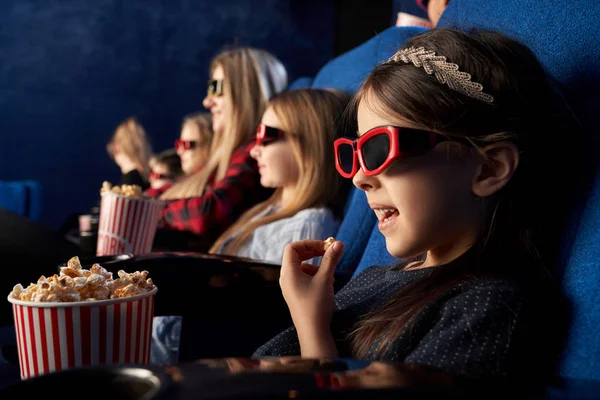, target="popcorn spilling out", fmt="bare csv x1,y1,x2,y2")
9,256,155,303
101,181,144,197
